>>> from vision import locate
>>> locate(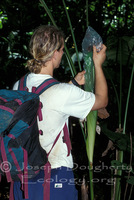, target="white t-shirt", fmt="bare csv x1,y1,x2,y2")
13,73,95,169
